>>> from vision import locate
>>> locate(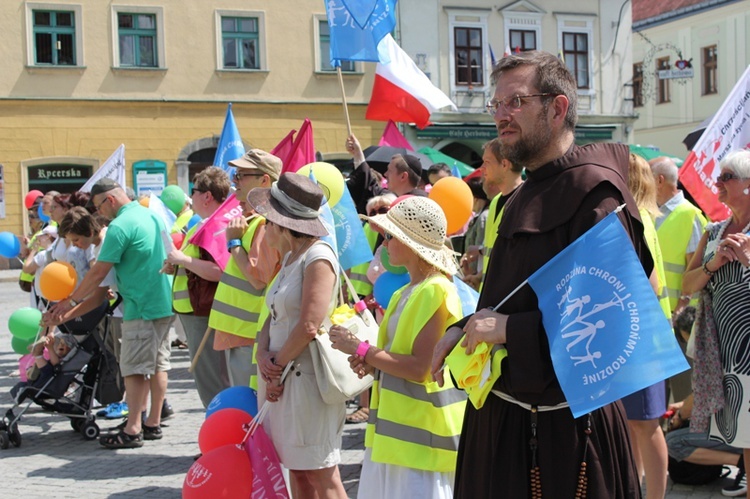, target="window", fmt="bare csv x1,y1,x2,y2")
509,29,536,52
318,20,355,72
702,45,717,95
221,17,260,69
455,27,483,86
117,13,158,67
632,63,644,108
657,57,670,104
562,32,589,89
32,10,76,65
